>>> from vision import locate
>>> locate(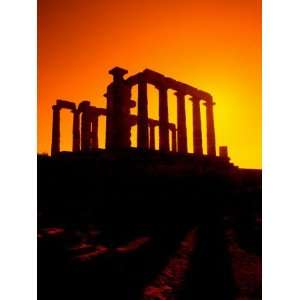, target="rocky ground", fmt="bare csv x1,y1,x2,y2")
38,221,261,300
